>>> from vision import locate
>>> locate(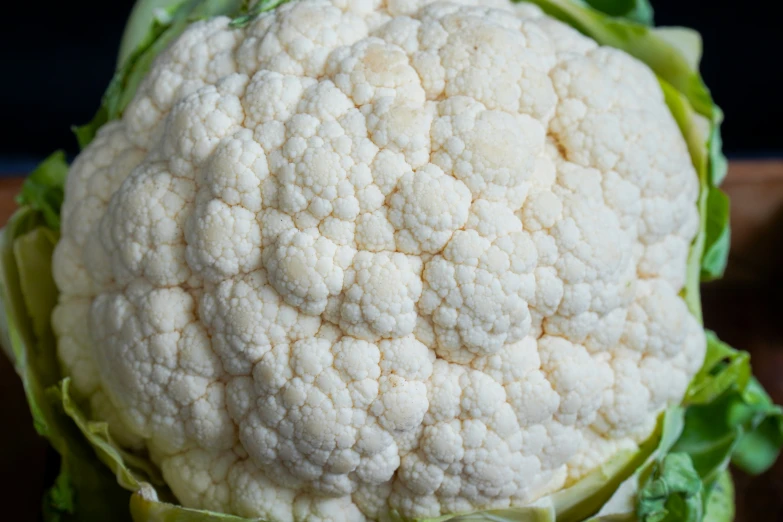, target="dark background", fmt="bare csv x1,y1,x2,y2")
0,0,781,174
